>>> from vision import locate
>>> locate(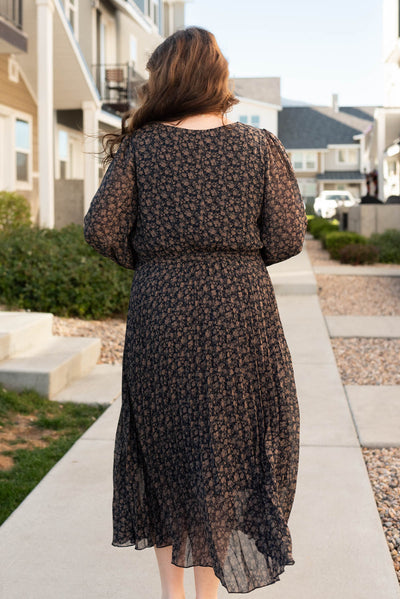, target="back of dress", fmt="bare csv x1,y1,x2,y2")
84,120,307,594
